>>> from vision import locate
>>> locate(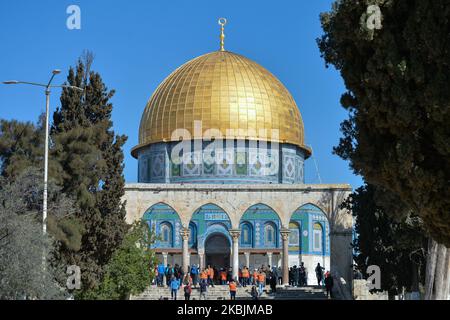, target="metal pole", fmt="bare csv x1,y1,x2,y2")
2,72,84,240
43,89,50,235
